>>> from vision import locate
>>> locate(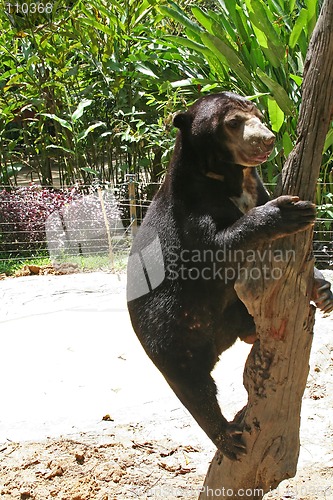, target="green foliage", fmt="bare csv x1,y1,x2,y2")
0,0,331,190
0,253,127,276
158,0,332,184
0,255,51,276
0,0,195,186
0,0,331,268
